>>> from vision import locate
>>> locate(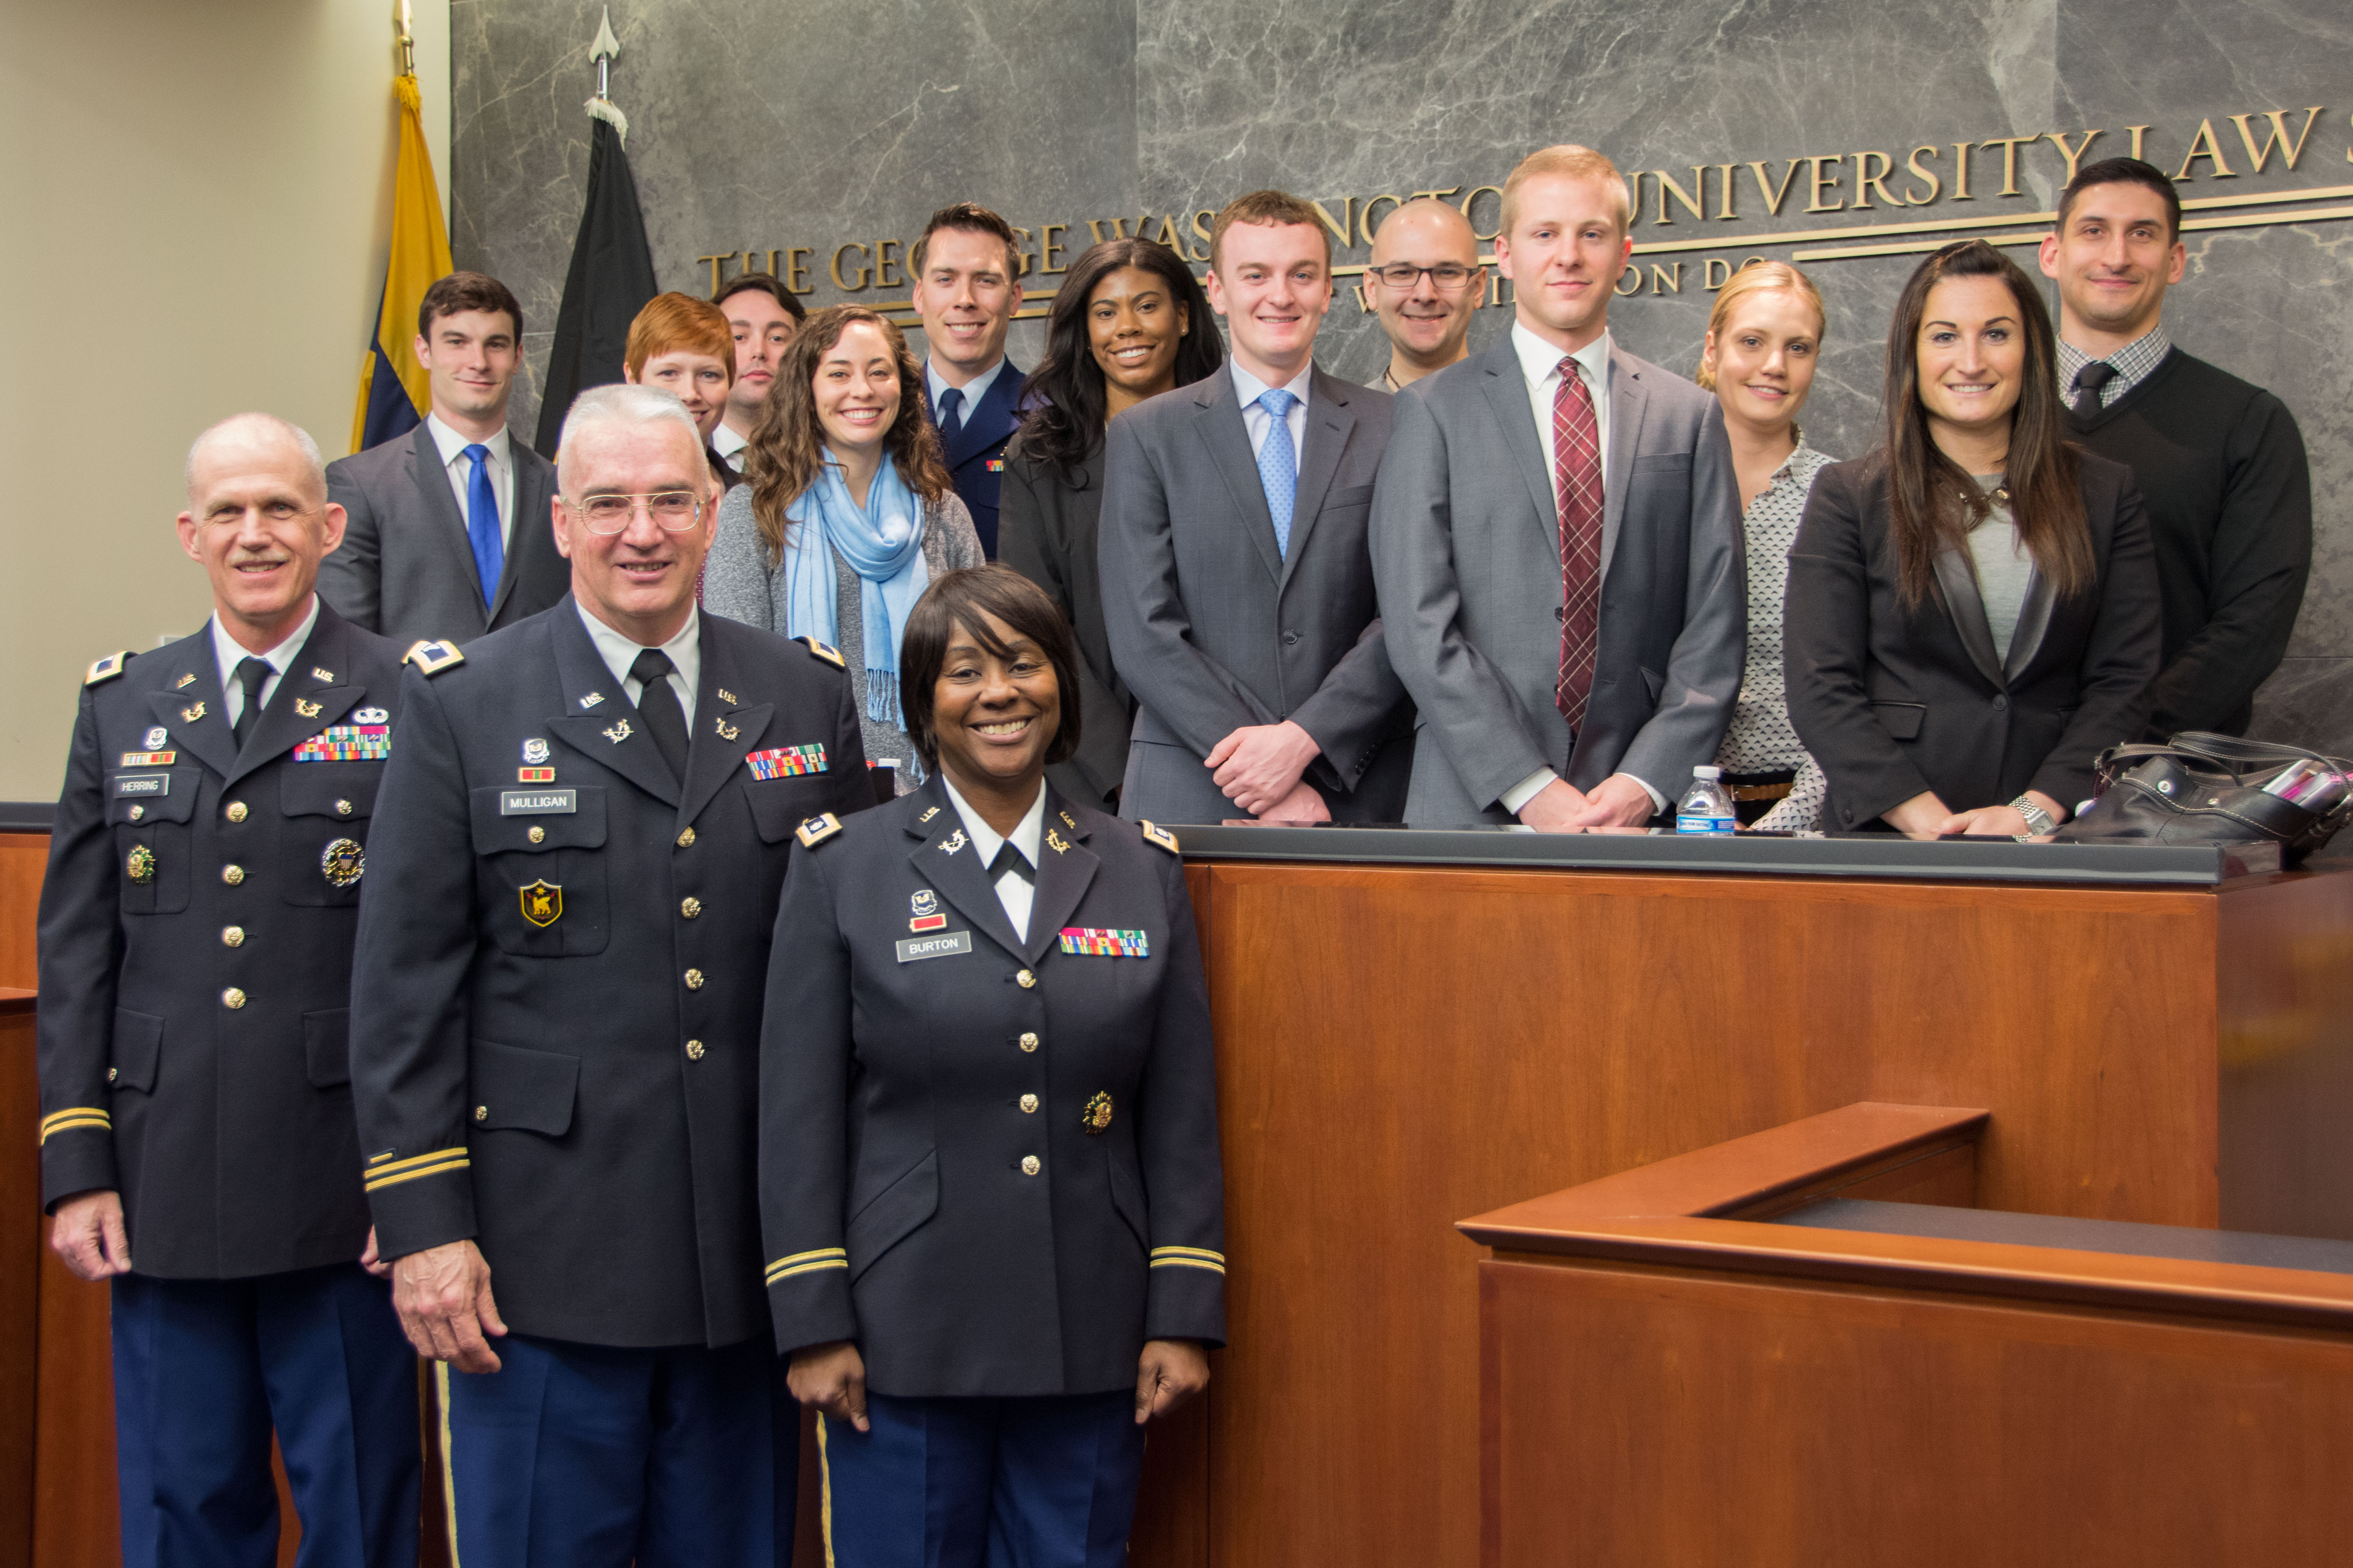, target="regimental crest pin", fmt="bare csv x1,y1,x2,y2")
294,697,323,719
912,889,939,917
519,879,563,927
143,726,167,750
522,738,550,765
580,692,605,709
602,719,633,744
354,707,388,724
181,702,206,723
940,828,968,856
